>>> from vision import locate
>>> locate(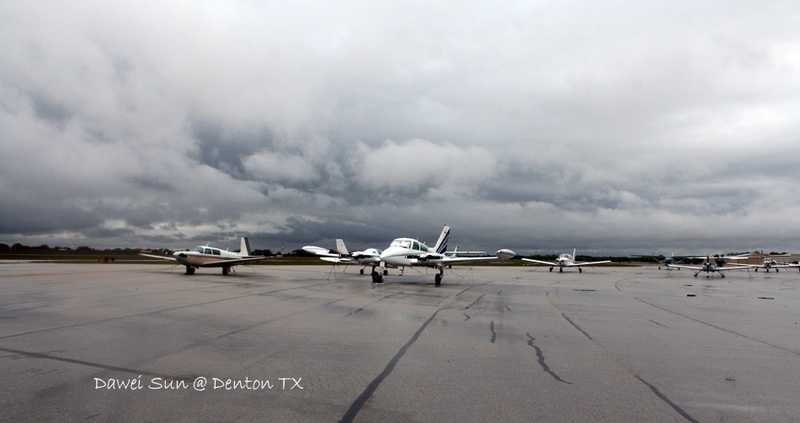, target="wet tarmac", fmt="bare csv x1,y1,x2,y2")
1,262,799,422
